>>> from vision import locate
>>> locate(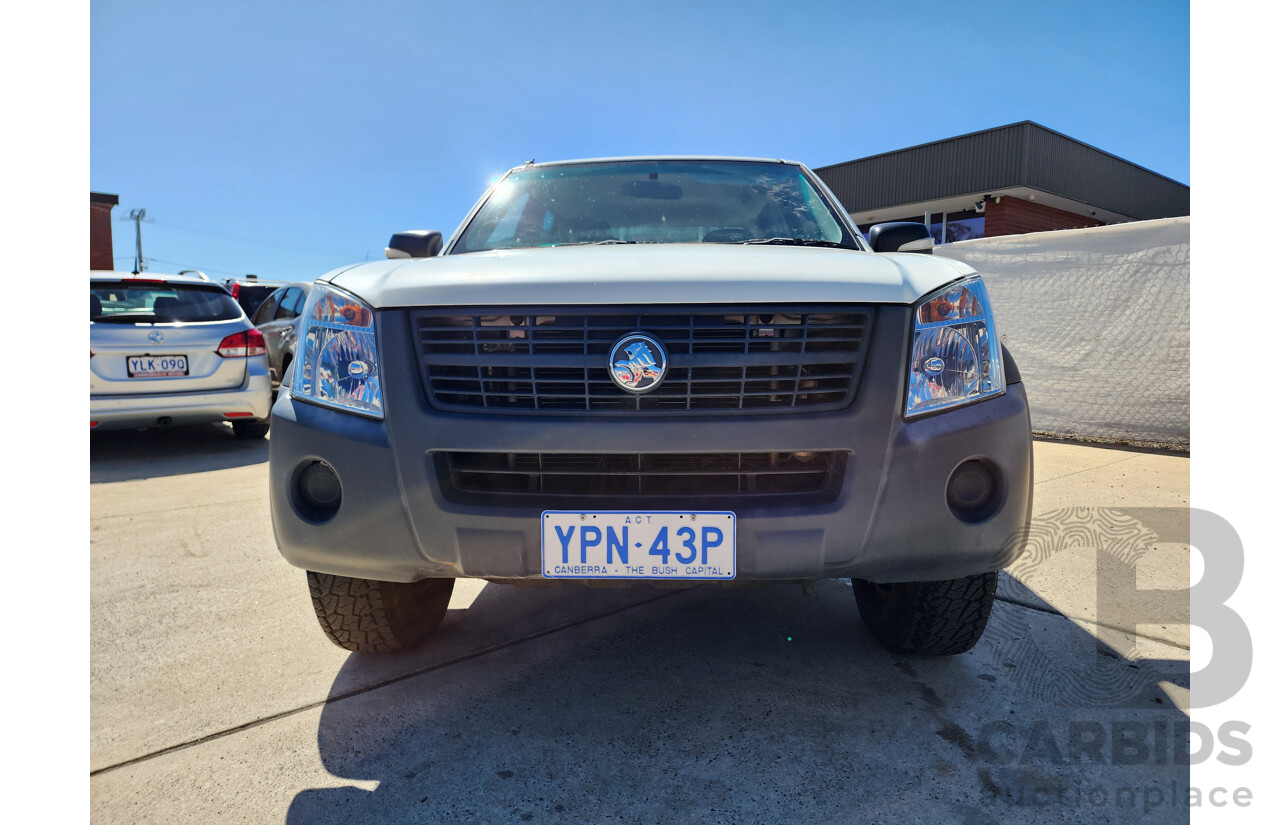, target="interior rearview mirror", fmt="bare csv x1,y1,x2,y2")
620,180,683,200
